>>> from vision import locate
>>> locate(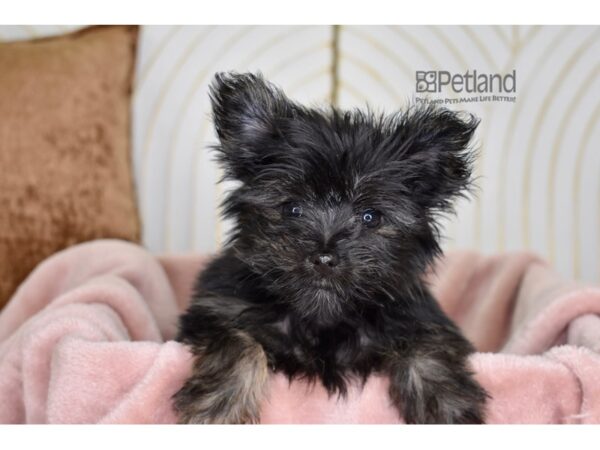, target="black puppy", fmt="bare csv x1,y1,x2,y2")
174,72,487,424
